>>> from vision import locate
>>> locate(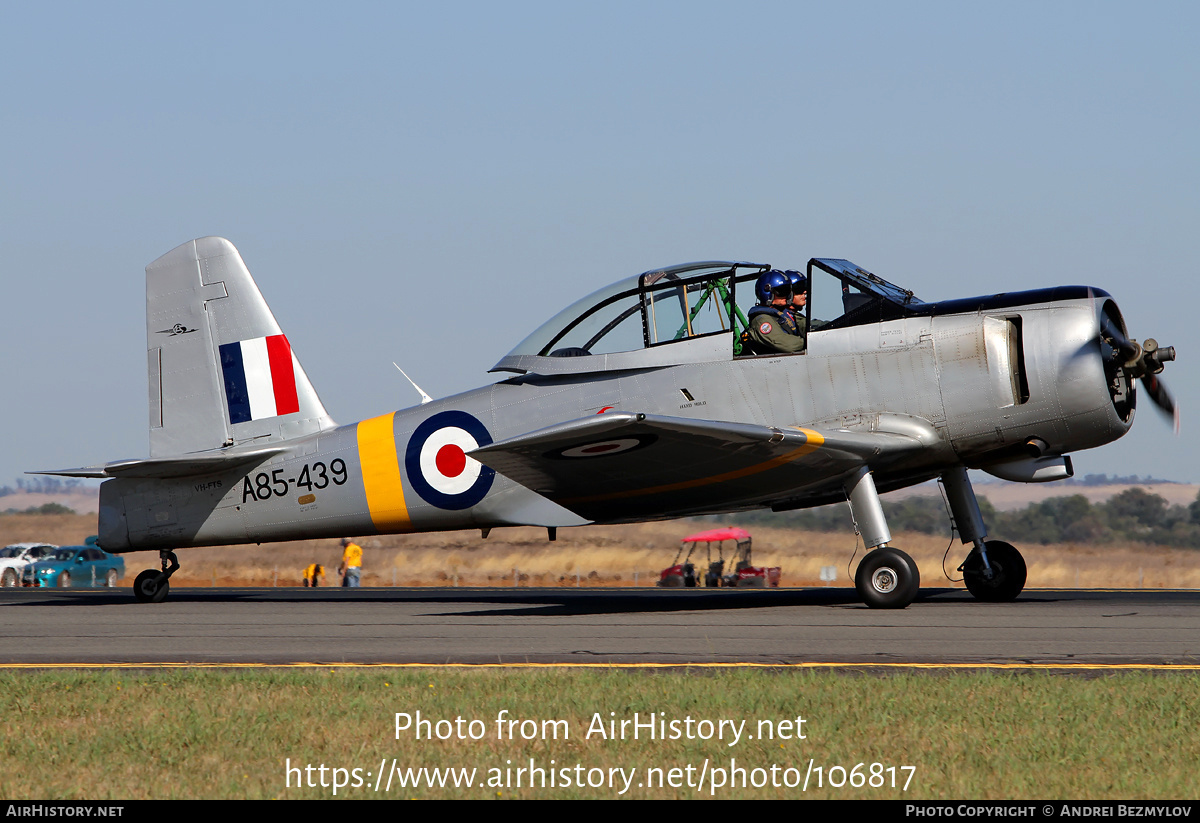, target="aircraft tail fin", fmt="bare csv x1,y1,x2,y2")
146,237,334,457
